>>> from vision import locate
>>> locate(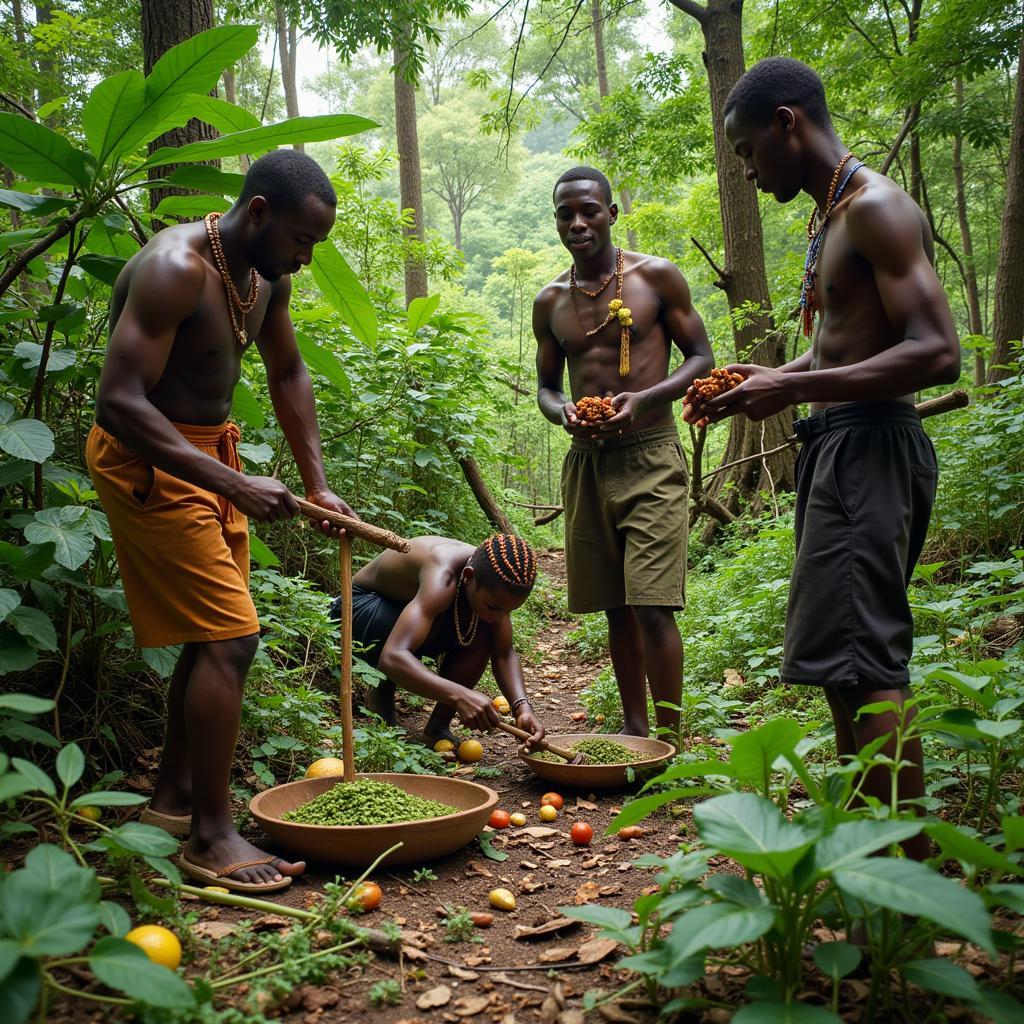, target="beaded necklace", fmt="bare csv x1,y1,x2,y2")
453,572,479,648
799,154,864,337
204,212,260,348
570,246,632,376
